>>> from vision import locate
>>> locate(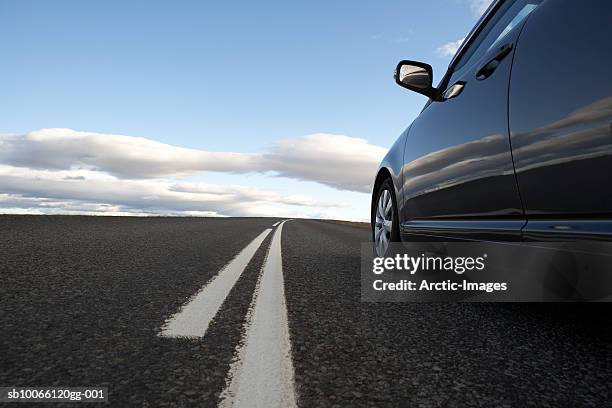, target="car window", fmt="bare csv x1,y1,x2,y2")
488,3,538,50
448,0,541,85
